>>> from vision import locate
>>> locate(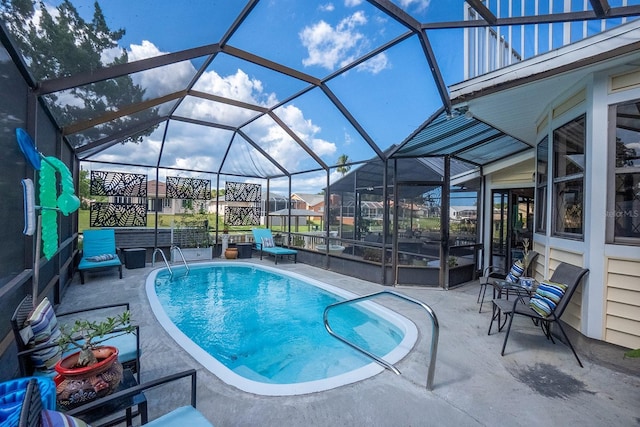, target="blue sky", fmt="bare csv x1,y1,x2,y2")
46,0,464,193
